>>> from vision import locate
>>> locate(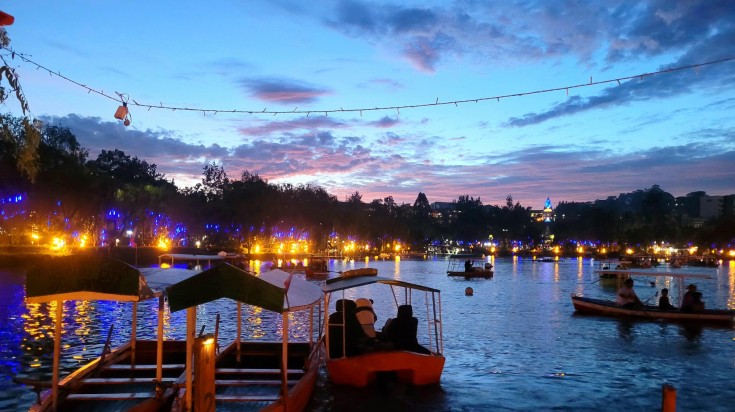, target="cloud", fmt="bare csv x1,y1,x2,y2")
40,114,735,209
239,77,331,104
